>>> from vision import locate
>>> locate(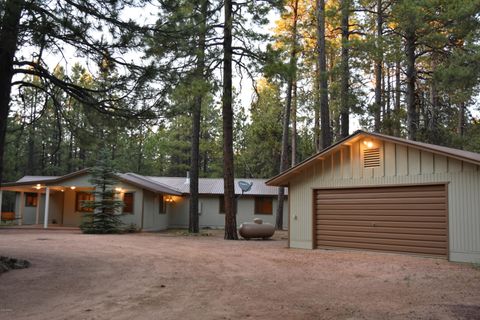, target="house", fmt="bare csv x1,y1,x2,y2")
0,170,288,230
267,130,480,263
